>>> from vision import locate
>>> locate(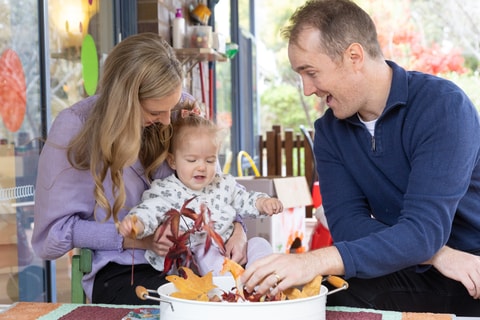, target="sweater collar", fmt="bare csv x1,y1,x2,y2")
384,60,408,113
345,60,408,124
